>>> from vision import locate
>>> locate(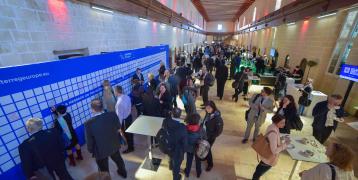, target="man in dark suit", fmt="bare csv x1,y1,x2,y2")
132,68,144,85
19,118,73,180
84,99,127,178
312,94,344,144
215,61,228,100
